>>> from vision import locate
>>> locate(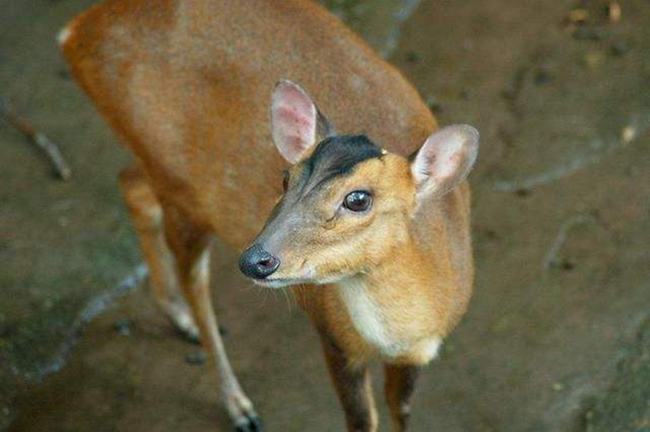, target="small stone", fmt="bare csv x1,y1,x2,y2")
405,51,420,64
552,382,565,391
560,260,575,271
501,87,516,101
484,229,498,240
425,95,443,113
515,188,532,197
609,41,630,57
57,69,71,80
501,67,527,101
621,125,637,144
185,350,207,365
113,318,132,336
533,68,553,85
